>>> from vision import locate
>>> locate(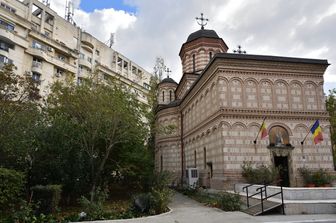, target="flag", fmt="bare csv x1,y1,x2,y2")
260,121,268,139
310,120,323,144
